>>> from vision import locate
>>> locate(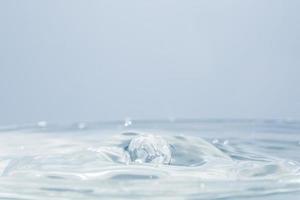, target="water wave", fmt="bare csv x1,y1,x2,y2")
0,120,300,199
